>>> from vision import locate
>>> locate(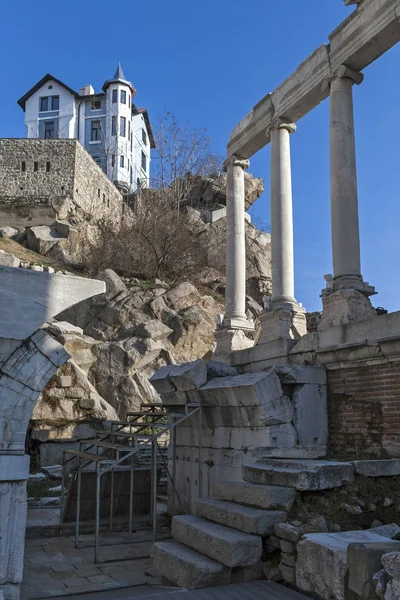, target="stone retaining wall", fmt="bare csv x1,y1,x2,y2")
0,139,124,227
